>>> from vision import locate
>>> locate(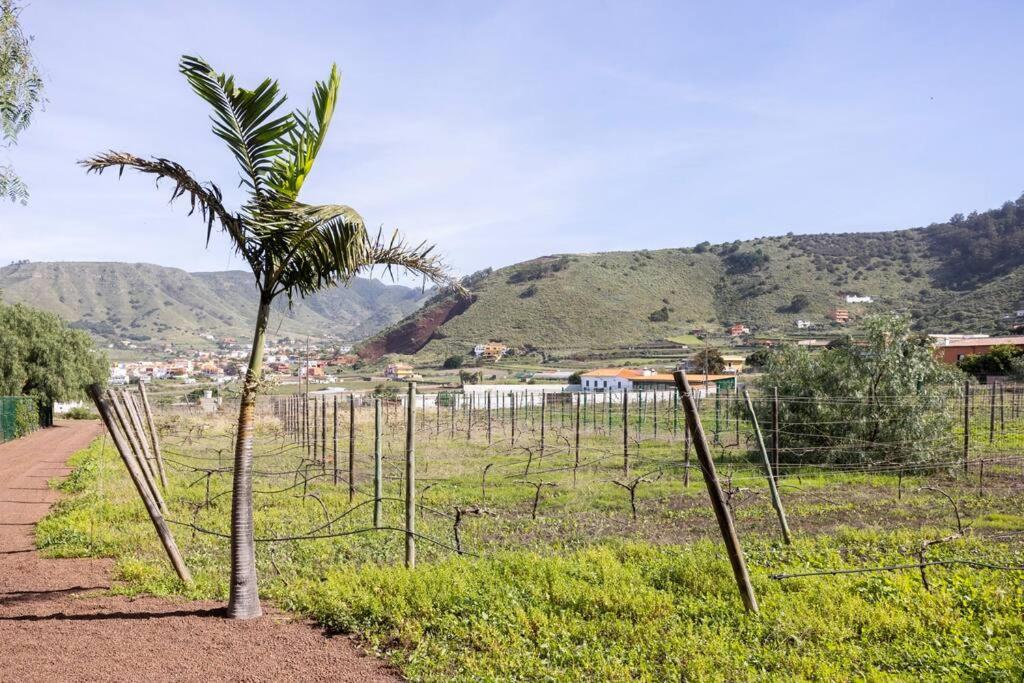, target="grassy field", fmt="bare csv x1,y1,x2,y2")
38,397,1024,681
